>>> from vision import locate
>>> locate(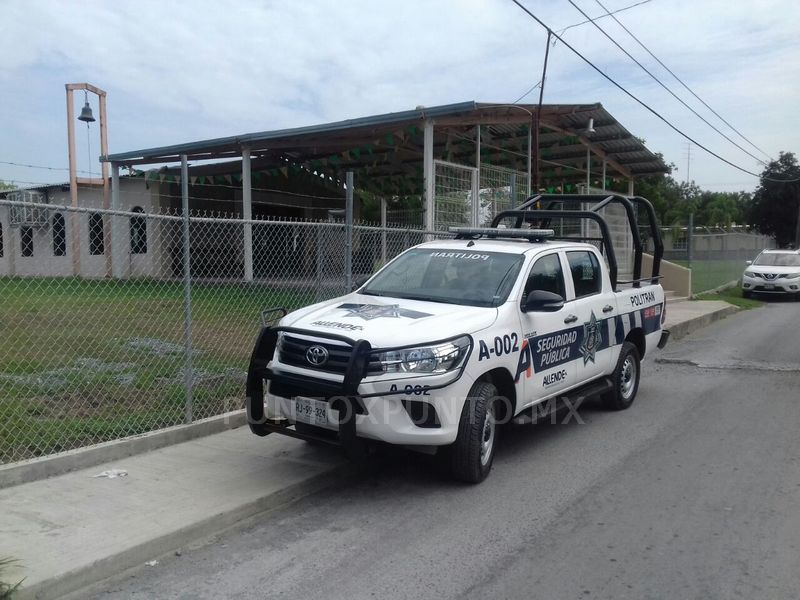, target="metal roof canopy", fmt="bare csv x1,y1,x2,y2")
102,101,668,186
